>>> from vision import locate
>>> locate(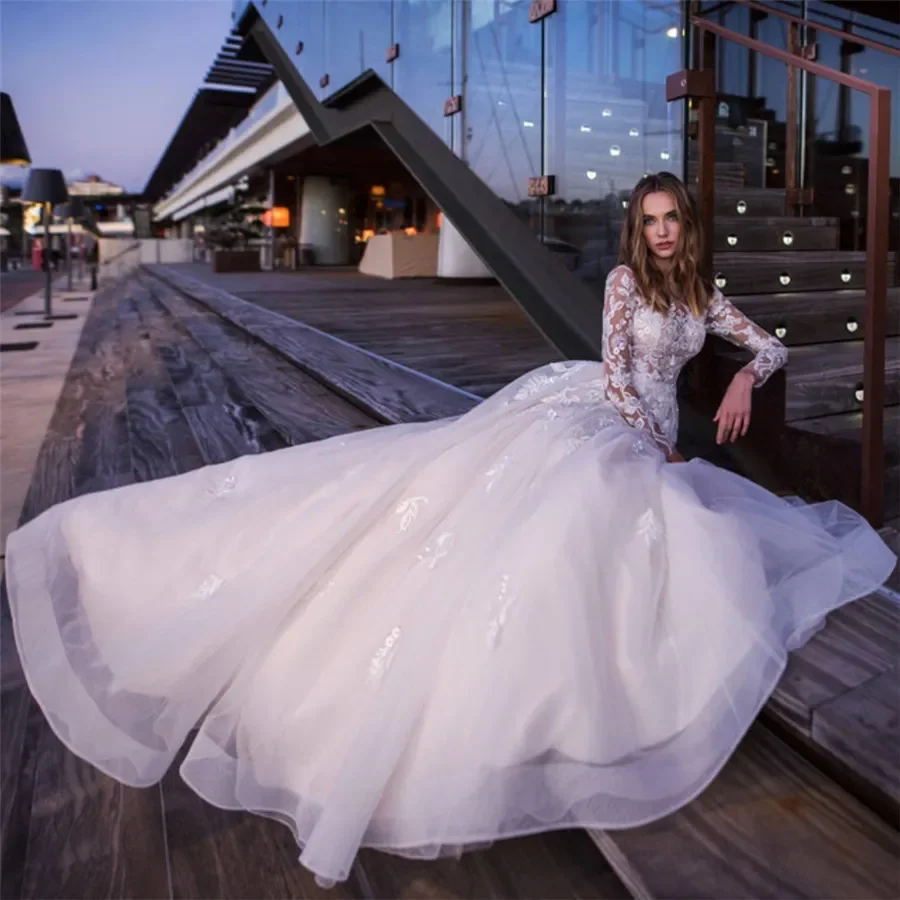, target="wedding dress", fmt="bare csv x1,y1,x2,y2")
5,266,894,885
